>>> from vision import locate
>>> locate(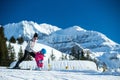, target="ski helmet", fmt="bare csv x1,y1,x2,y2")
41,48,46,54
